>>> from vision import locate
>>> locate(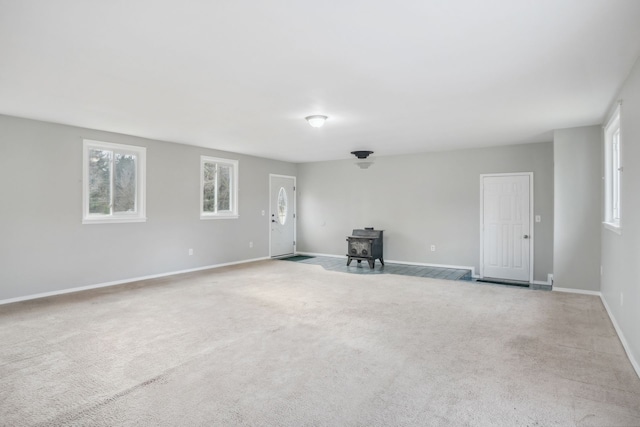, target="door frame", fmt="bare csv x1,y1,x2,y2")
269,174,297,258
479,172,534,283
